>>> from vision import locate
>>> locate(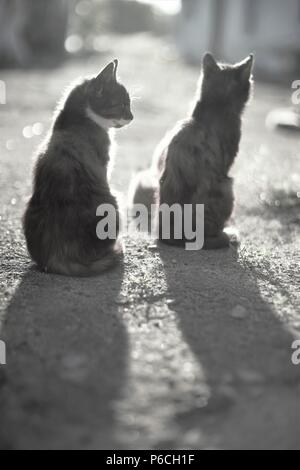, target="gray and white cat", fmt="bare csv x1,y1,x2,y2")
130,53,254,248
24,60,133,276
